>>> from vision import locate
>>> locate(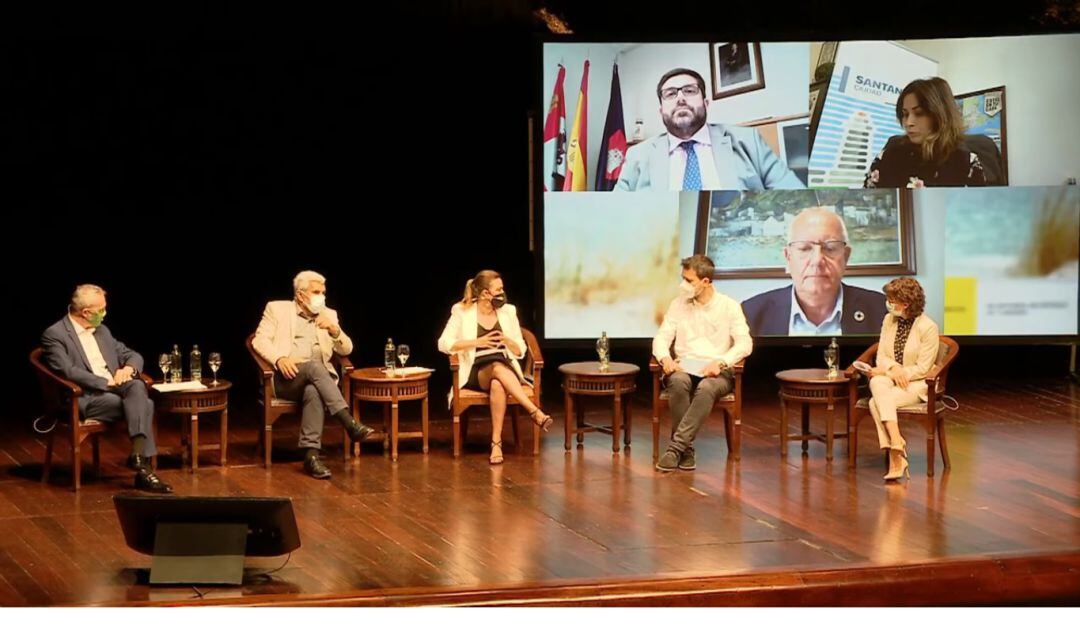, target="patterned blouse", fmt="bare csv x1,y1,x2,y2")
893,316,915,364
